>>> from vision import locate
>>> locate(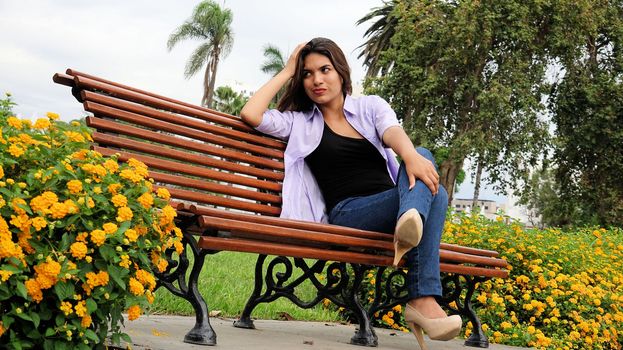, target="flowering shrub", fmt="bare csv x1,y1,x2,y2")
324,211,623,349
0,93,183,349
